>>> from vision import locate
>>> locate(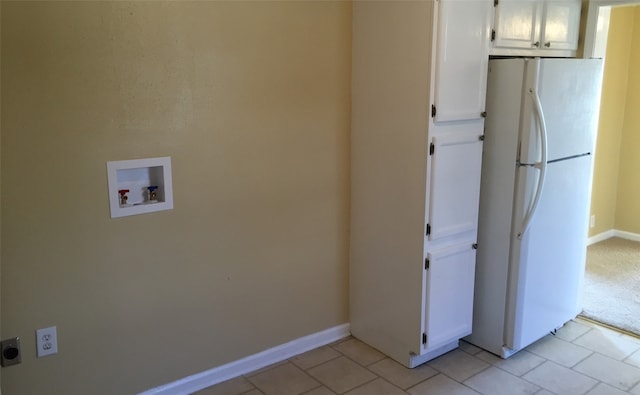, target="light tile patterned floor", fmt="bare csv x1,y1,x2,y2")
193,318,640,395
